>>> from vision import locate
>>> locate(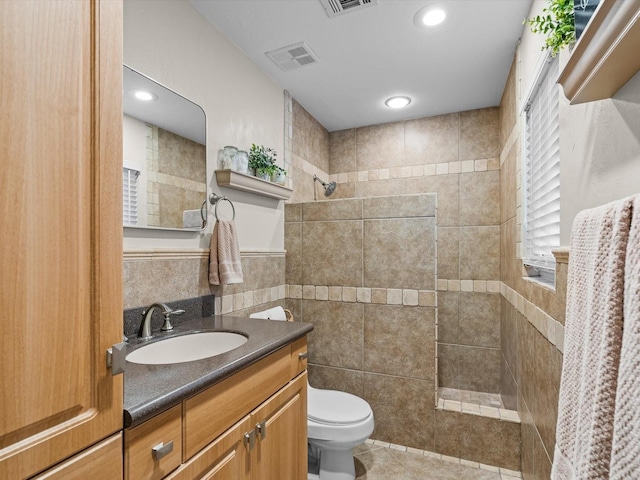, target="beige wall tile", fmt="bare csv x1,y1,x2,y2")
328,286,342,301
363,373,435,451
458,292,501,348
458,346,501,393
308,364,364,397
357,287,372,303
387,288,403,305
302,220,363,286
303,299,363,369
302,198,363,221
292,99,329,172
459,107,500,161
437,343,459,389
356,121,404,170
437,291,459,344
404,113,459,166
459,170,501,226
343,286,357,302
355,178,406,198
363,304,435,379
284,202,302,222
285,222,302,285
363,218,436,290
363,194,436,219
405,174,459,227
437,227,460,279
500,57,517,148
329,128,356,174
372,288,387,304
330,181,356,200
418,290,436,307
459,226,500,280
434,410,520,470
